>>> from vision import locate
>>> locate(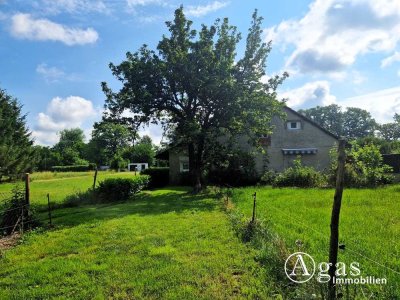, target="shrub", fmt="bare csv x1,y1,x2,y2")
110,154,129,171
273,157,325,188
96,176,149,202
259,170,277,185
51,164,96,172
330,142,394,187
0,187,40,235
141,167,169,188
62,190,96,207
207,151,259,186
